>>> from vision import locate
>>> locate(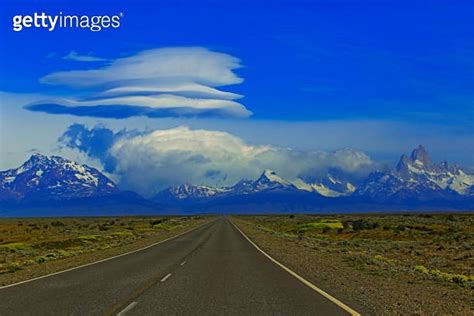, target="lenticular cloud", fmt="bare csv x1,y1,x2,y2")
25,47,251,119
